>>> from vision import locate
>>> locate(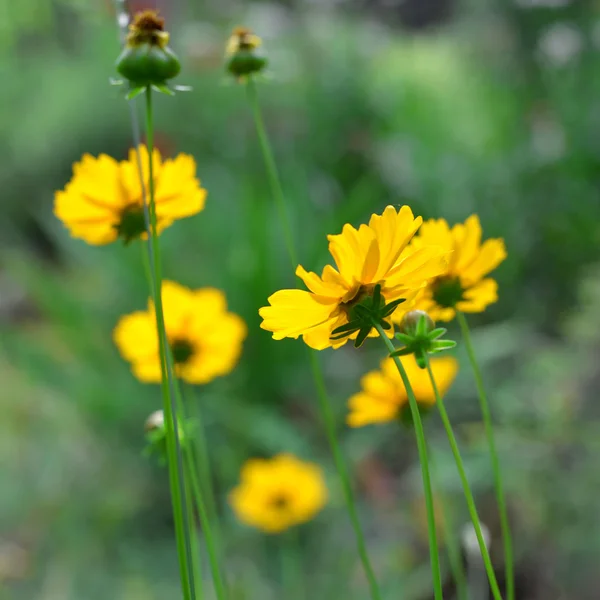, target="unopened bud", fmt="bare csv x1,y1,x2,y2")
225,26,267,79
399,310,435,337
